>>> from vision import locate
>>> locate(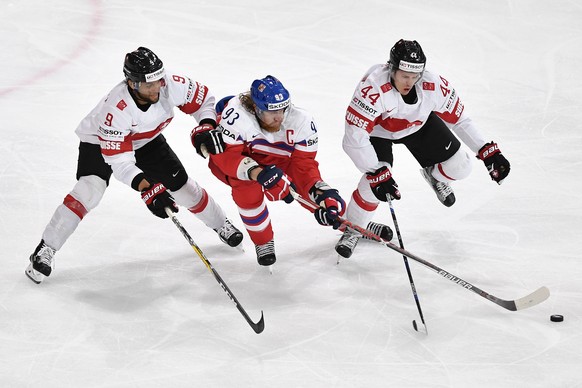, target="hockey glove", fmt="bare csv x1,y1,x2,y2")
478,141,510,184
310,183,346,229
256,165,295,203
190,123,225,158
366,166,401,201
141,182,178,219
